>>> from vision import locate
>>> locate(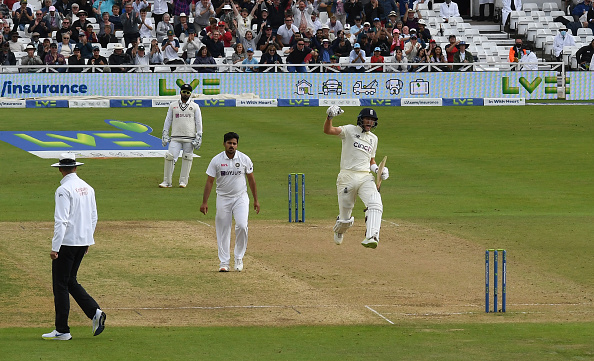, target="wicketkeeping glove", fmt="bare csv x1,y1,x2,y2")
191,133,202,150
161,131,170,147
326,105,344,119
